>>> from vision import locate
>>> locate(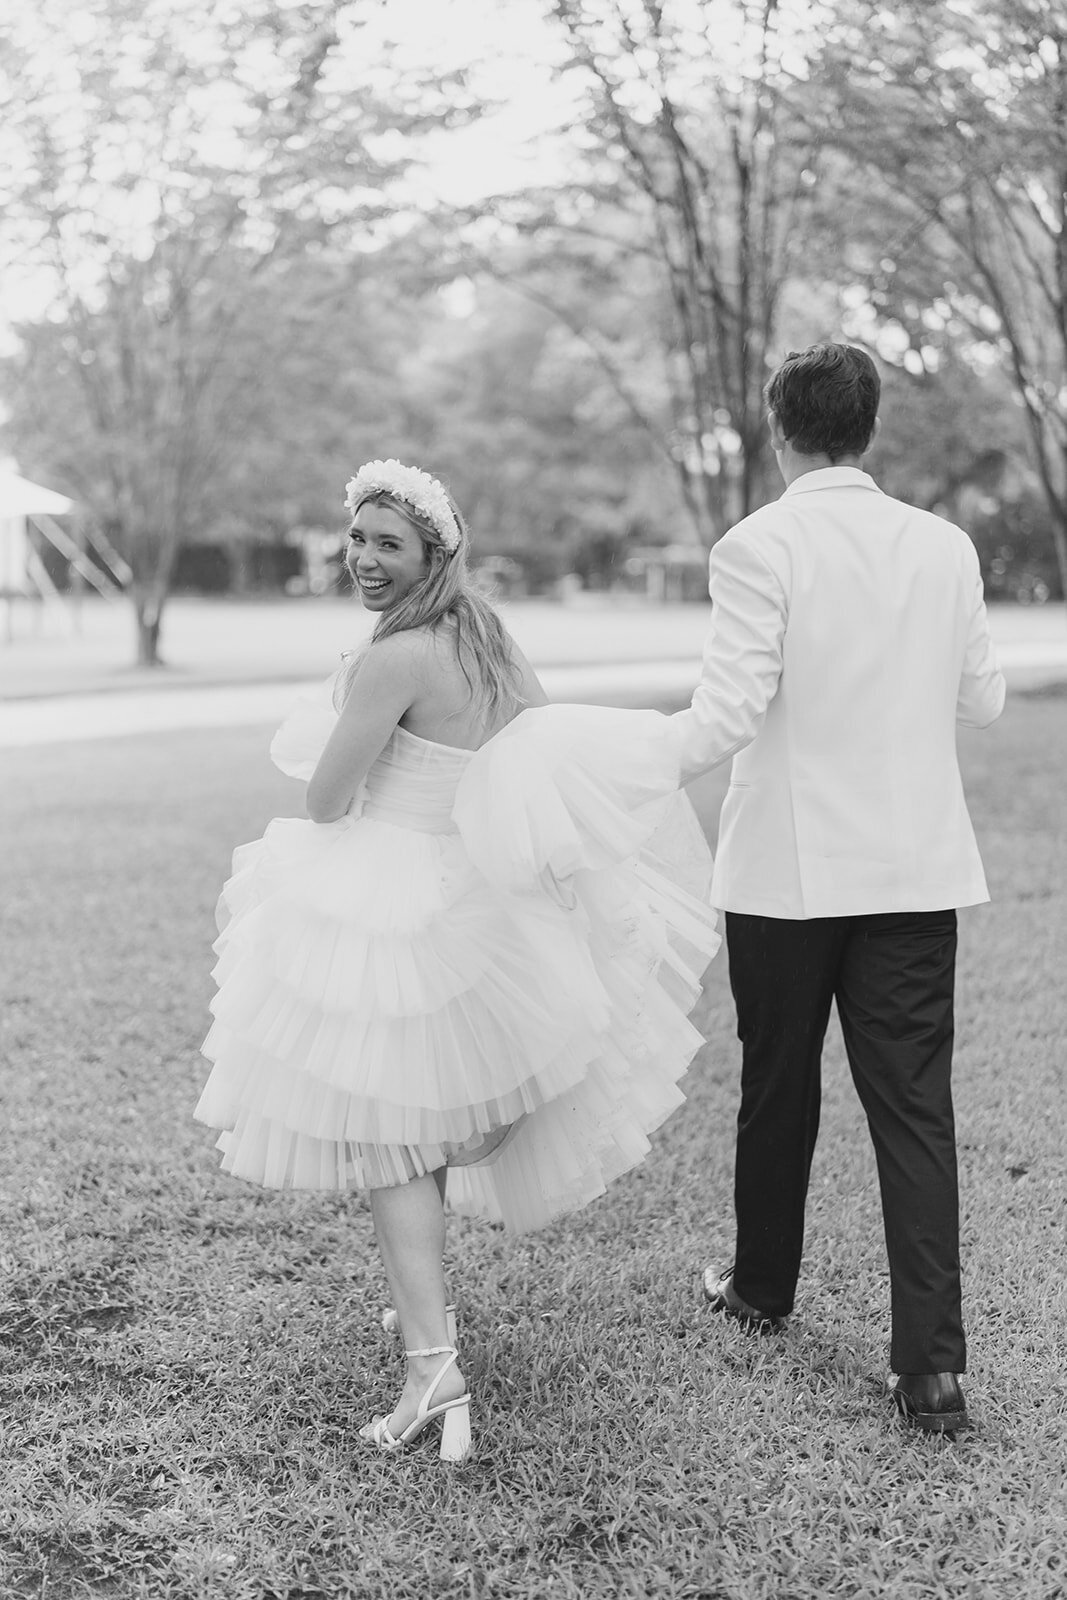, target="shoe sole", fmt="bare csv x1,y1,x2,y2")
703,1288,786,1336
892,1395,969,1433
